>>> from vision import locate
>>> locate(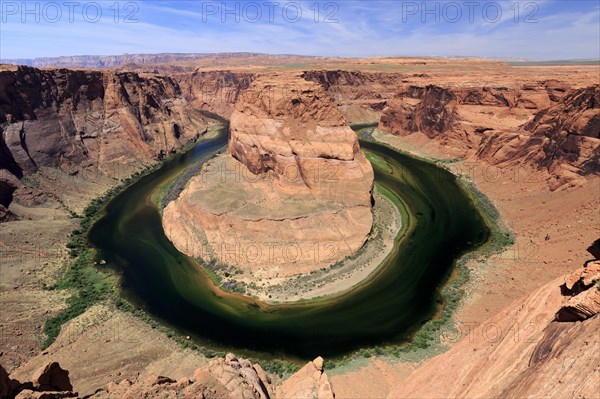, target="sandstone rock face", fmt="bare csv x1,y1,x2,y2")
380,85,458,138
163,75,374,273
301,70,406,123
31,362,73,392
228,75,373,191
556,287,600,322
478,85,599,190
379,84,554,138
556,261,600,321
176,70,255,117
379,83,599,189
564,261,600,293
388,263,600,399
0,66,208,174
523,85,600,172
0,65,209,213
276,357,334,399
